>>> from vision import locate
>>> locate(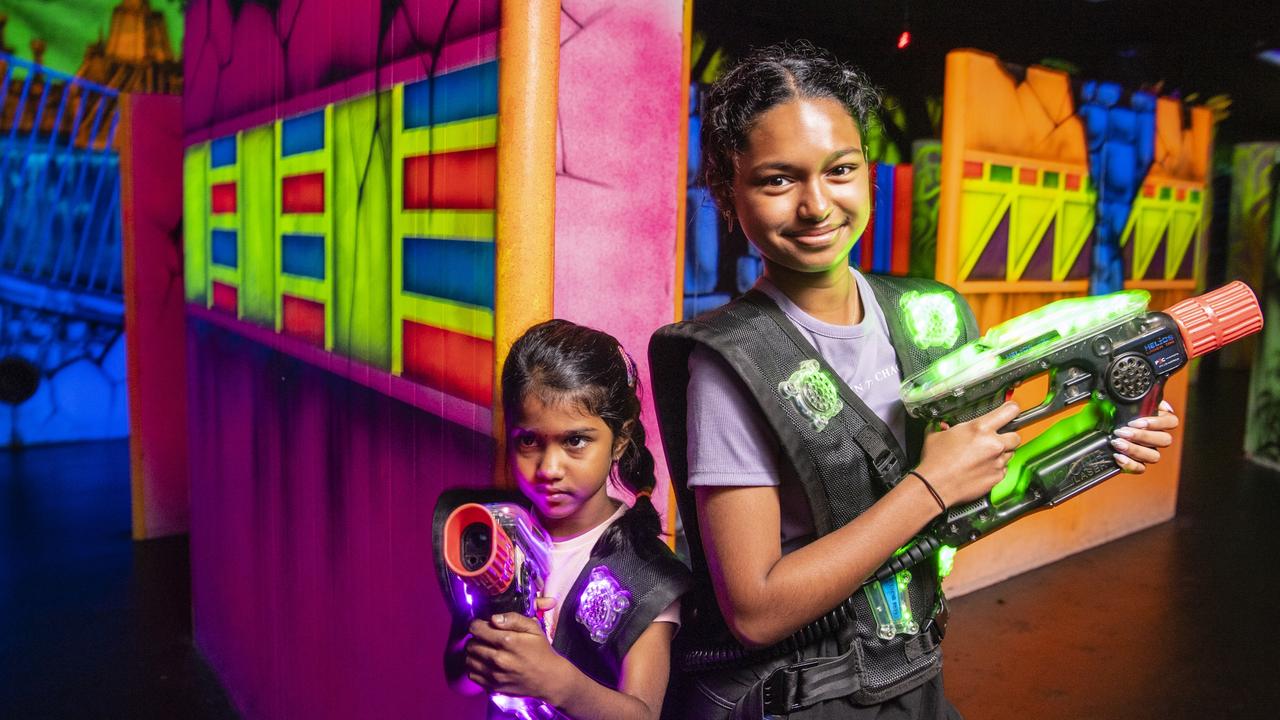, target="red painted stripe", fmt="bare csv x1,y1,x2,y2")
212,281,238,314
402,320,493,406
891,164,913,275
1065,173,1081,191
282,294,325,347
211,182,237,214
1176,187,1187,201
403,147,497,210
1019,168,1037,185
1143,184,1156,198
281,172,326,214
858,164,876,271
963,161,984,179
